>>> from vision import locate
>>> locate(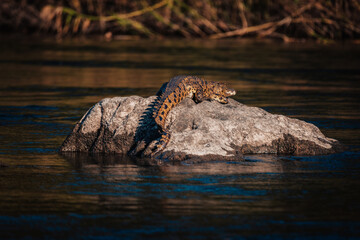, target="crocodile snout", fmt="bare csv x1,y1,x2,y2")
226,88,236,96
